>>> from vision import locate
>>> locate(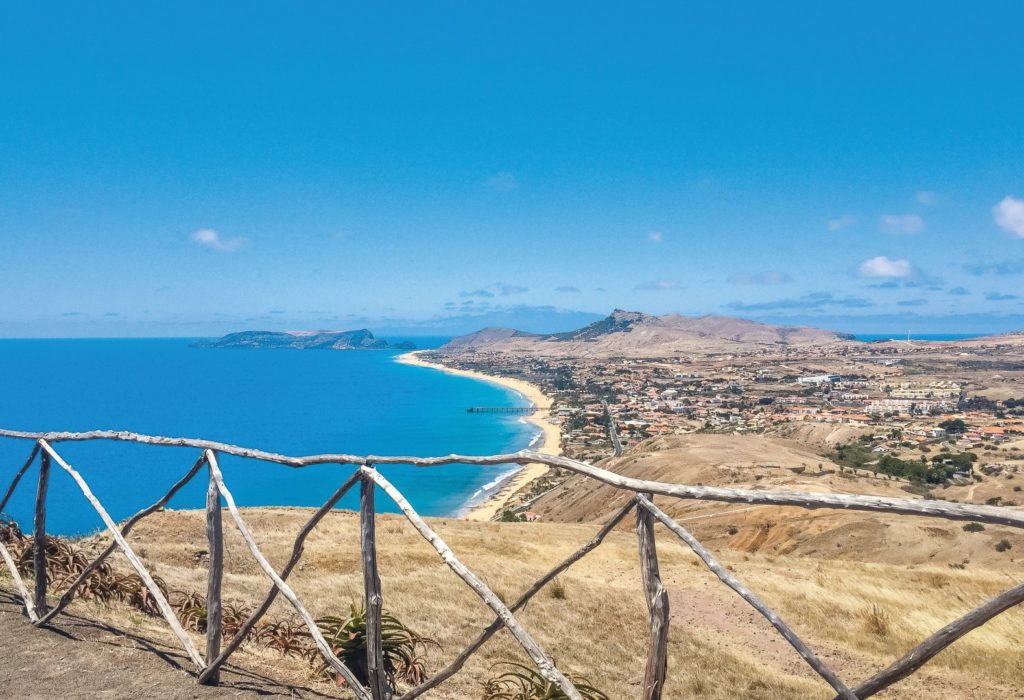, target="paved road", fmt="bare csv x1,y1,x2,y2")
601,399,623,457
